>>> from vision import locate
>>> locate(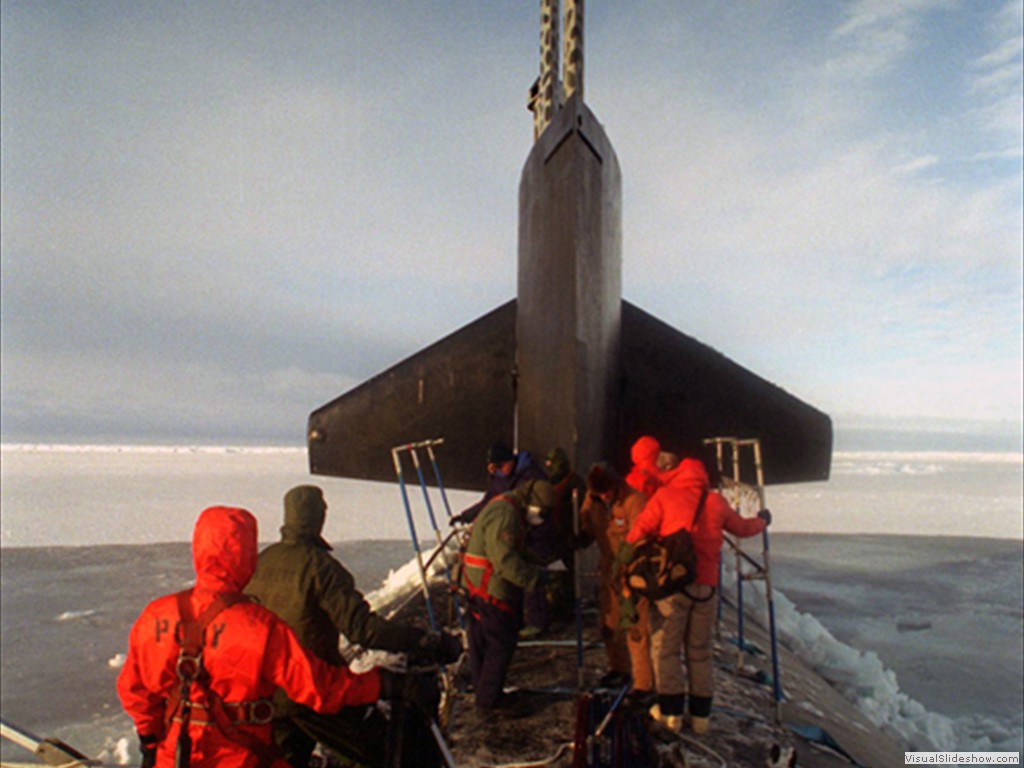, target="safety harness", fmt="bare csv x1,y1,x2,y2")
460,493,519,616
163,589,279,768
461,552,516,616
